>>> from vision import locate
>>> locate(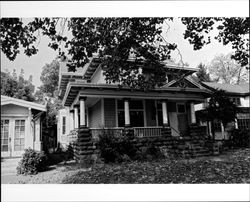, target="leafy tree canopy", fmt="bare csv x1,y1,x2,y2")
208,53,249,84
1,17,249,89
37,60,60,97
1,69,35,101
